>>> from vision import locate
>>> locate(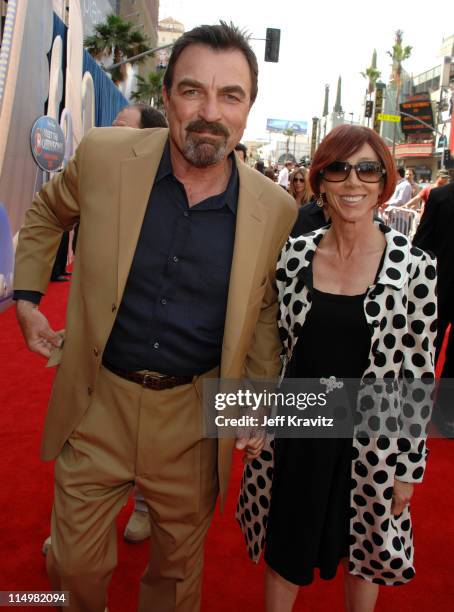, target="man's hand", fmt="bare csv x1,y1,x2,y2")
236,433,266,463
16,299,64,358
391,480,414,517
